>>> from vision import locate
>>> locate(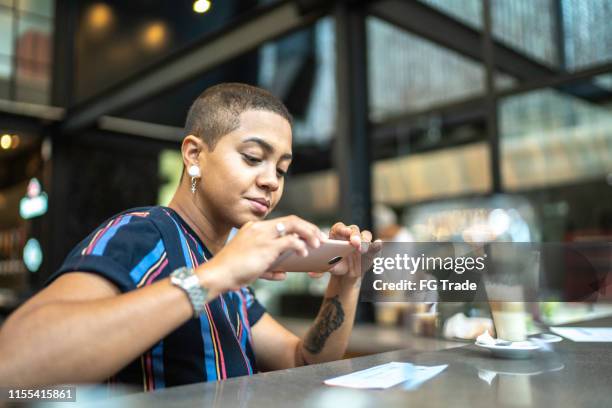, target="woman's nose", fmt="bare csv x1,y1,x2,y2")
256,166,279,191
